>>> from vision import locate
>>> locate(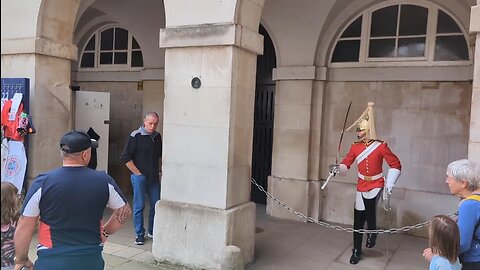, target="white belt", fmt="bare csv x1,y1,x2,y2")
358,173,383,181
